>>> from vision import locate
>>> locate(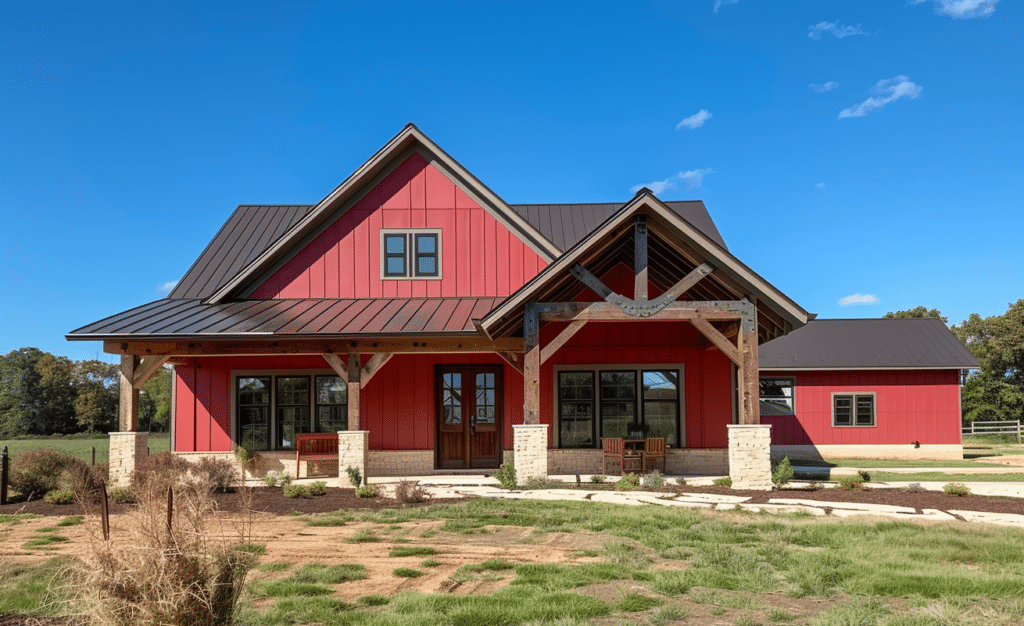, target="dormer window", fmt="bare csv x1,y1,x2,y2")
381,229,442,279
